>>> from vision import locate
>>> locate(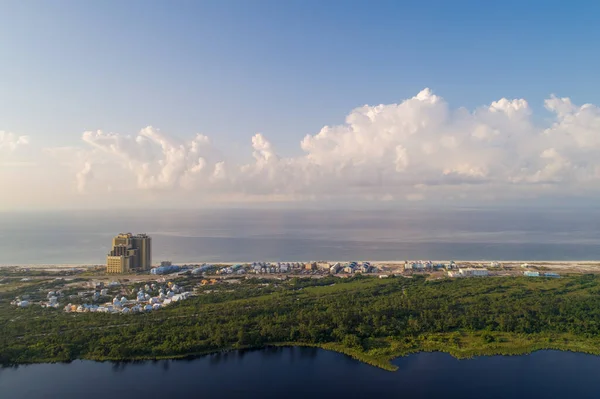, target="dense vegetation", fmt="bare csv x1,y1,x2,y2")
3,274,600,370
